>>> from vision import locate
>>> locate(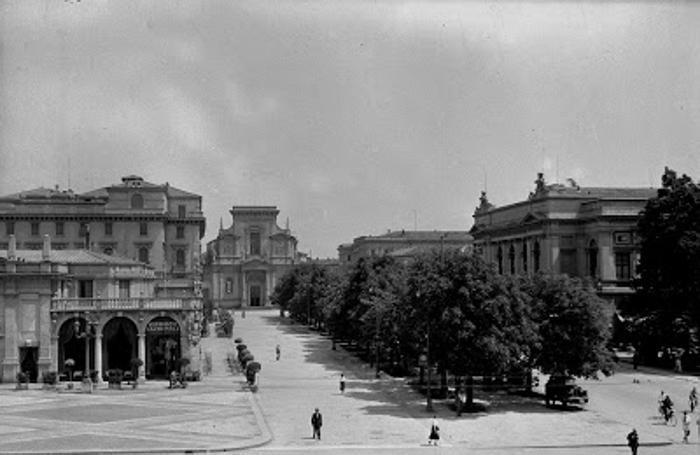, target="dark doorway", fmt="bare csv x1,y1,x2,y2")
146,317,181,379
19,347,38,382
103,317,137,373
250,285,261,307
58,318,94,379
